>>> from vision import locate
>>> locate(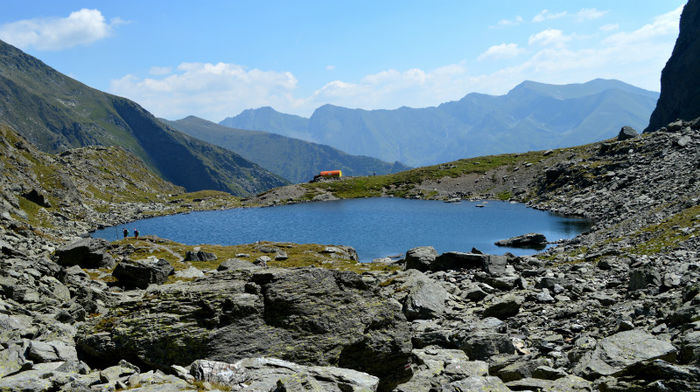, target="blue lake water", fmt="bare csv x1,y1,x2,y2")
92,198,590,261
